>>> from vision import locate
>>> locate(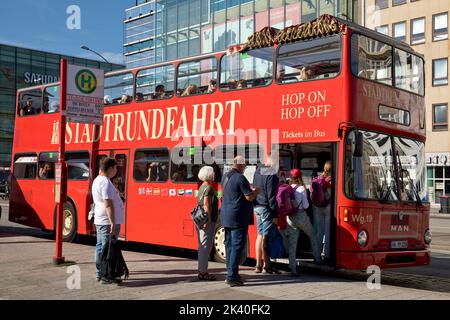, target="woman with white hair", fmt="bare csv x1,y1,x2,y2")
196,165,218,281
